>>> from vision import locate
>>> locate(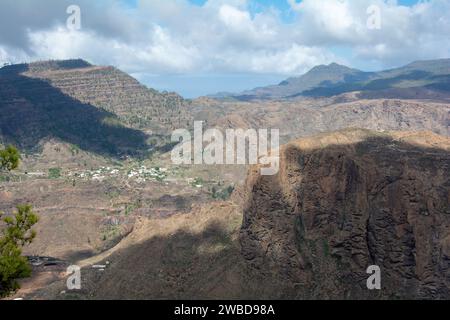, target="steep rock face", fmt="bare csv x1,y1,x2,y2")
240,129,450,299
